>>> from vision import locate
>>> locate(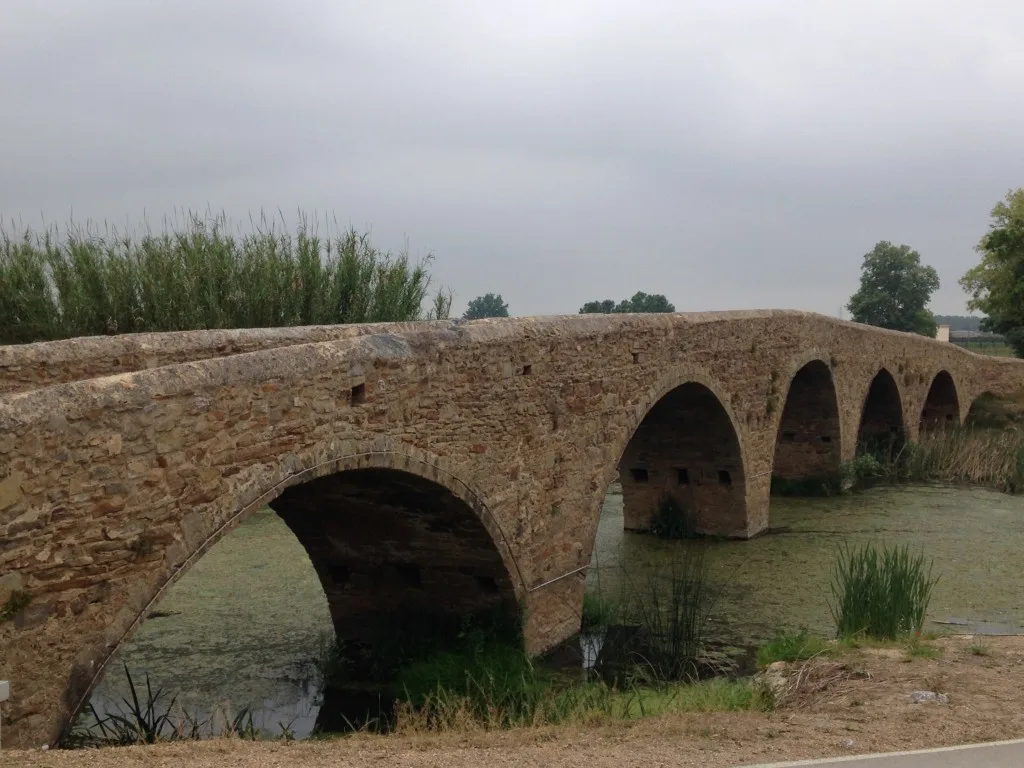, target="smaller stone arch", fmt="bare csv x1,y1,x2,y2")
919,370,961,432
771,359,842,487
856,368,906,456
56,441,521,745
606,369,749,538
